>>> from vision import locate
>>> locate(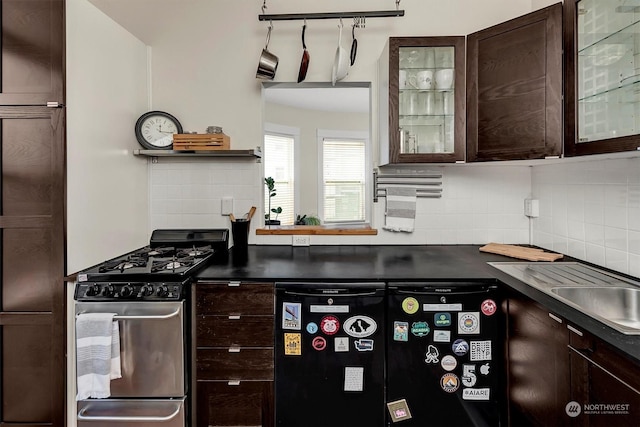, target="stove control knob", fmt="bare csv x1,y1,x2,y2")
140,285,154,297
102,285,115,297
121,285,133,298
156,285,168,297
86,284,101,297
